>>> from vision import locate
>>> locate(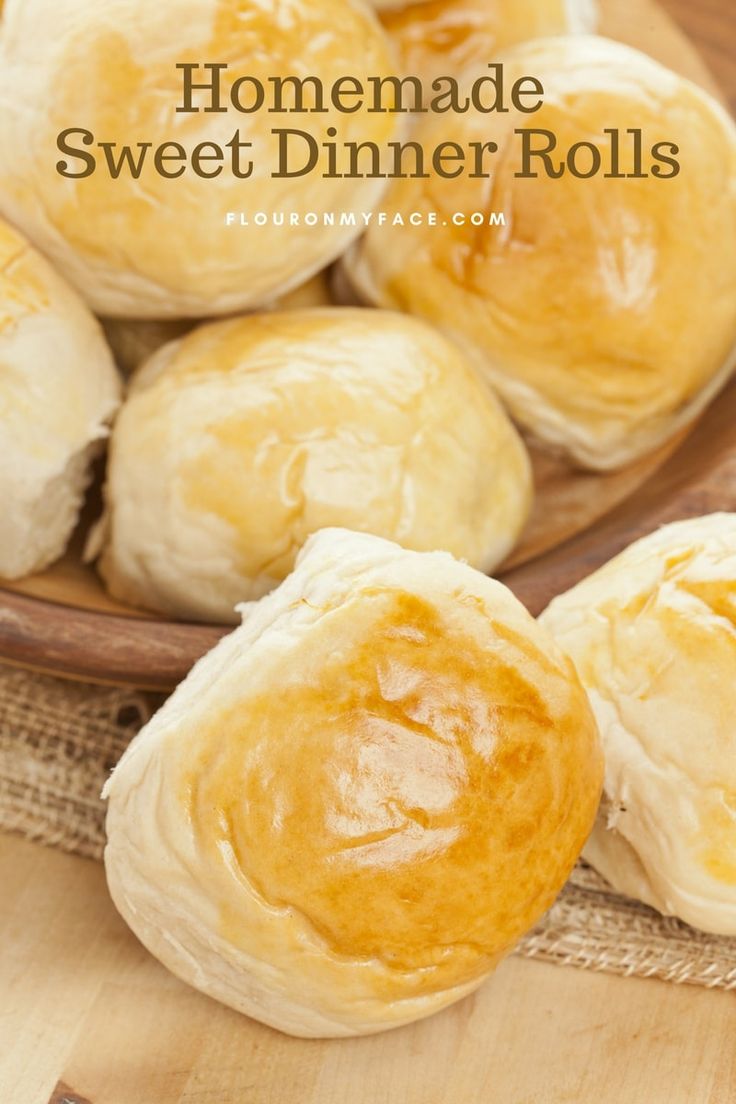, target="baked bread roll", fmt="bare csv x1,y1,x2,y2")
381,0,596,81
94,307,532,622
540,514,736,935
0,218,120,580
104,528,603,1037
342,37,736,470
0,0,397,318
